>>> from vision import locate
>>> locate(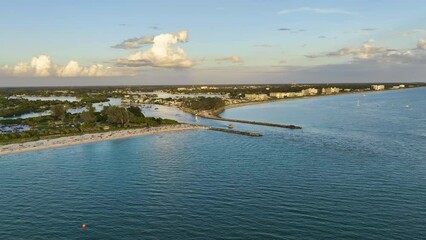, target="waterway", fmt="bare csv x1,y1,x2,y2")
0,88,425,239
